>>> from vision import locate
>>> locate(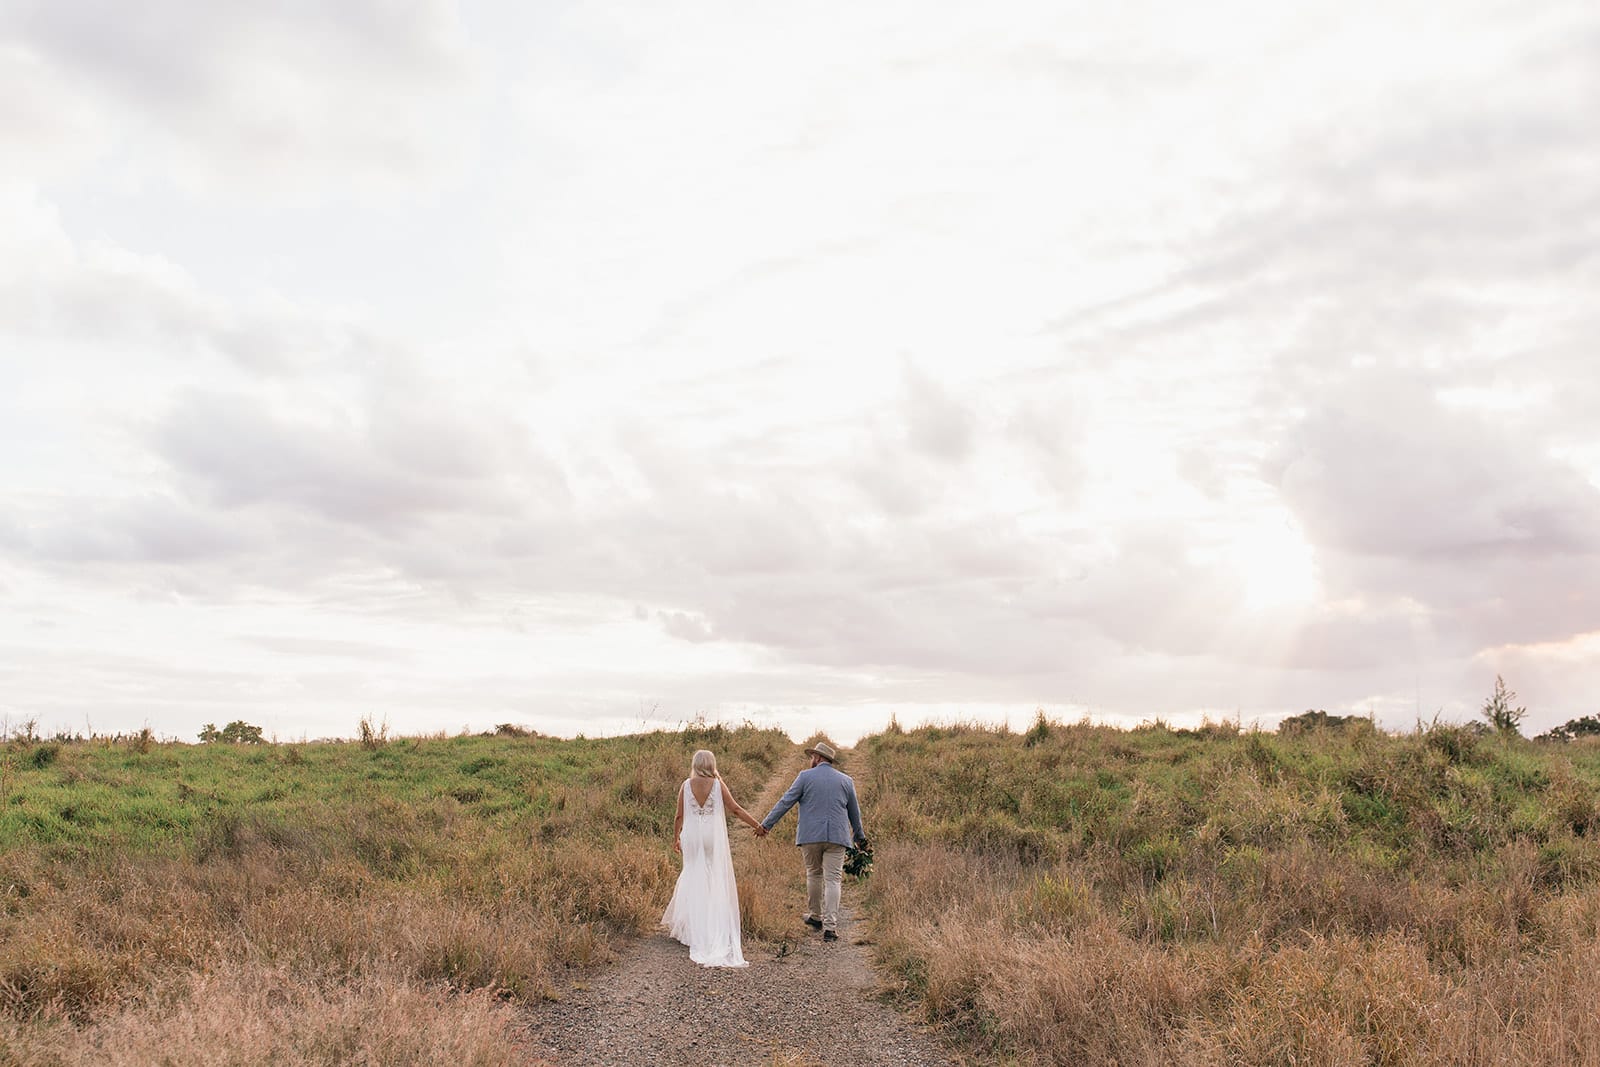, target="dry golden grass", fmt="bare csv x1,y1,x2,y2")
10,718,1597,1065
768,1053,829,1067
858,721,1600,1066
0,723,791,1064
0,962,526,1067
